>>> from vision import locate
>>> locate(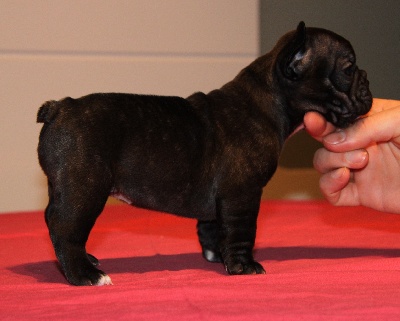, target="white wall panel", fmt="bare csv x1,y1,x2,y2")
0,1,258,212
0,0,257,55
